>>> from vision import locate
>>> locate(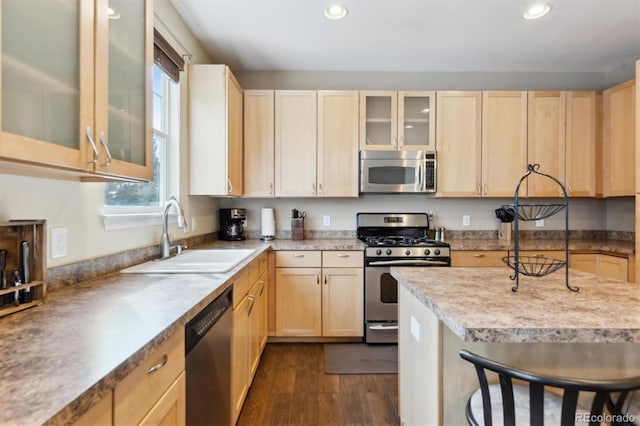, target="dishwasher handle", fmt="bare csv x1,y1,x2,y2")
185,287,232,355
